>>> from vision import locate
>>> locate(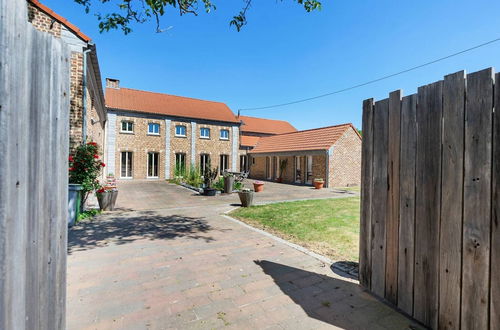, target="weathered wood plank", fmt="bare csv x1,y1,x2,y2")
414,81,443,328
492,71,500,330
359,98,374,289
370,98,389,298
461,68,493,330
438,71,465,330
397,93,417,315
385,90,401,304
